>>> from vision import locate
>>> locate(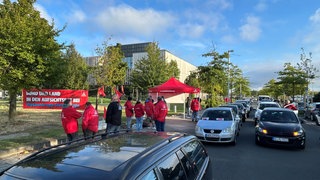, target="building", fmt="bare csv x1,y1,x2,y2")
85,42,198,106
